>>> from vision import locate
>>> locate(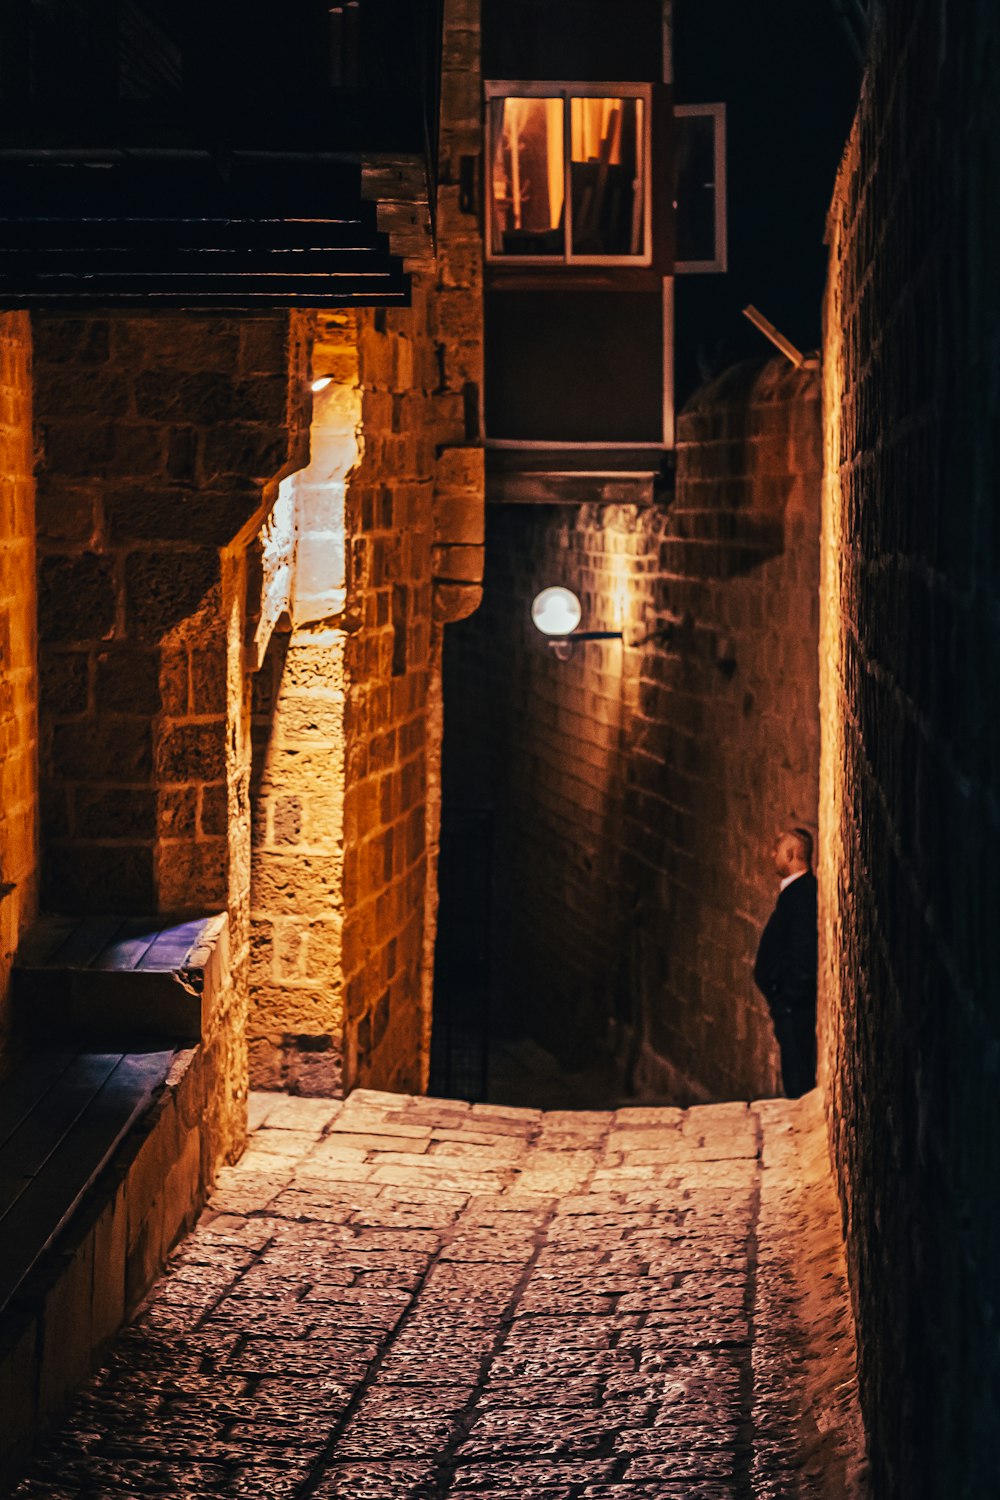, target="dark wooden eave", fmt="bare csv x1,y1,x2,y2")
0,0,442,308
0,154,412,309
